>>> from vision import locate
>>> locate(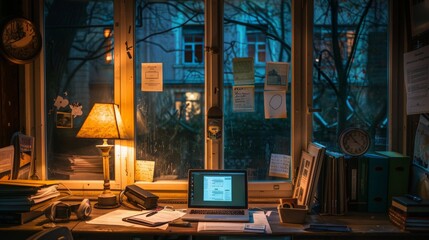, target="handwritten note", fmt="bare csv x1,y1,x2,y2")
135,160,155,182
233,85,255,112
268,153,290,178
